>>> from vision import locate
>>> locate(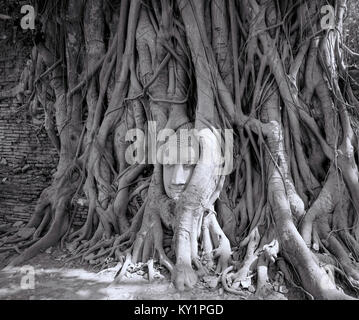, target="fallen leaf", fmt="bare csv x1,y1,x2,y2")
203,276,220,289
279,285,289,294
240,277,252,289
